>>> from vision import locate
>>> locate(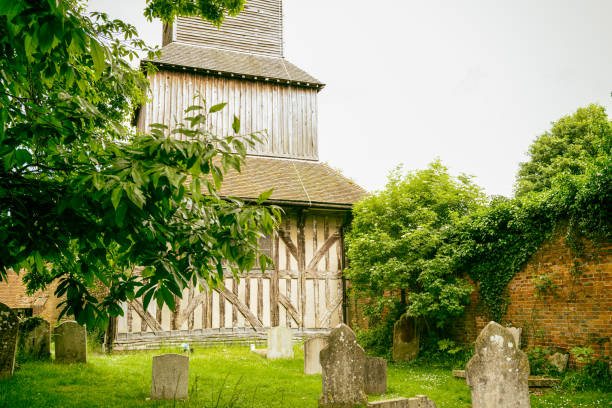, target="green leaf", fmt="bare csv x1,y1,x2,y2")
209,102,227,113
232,115,240,134
115,203,127,227
256,189,274,204
90,38,106,77
111,187,123,210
